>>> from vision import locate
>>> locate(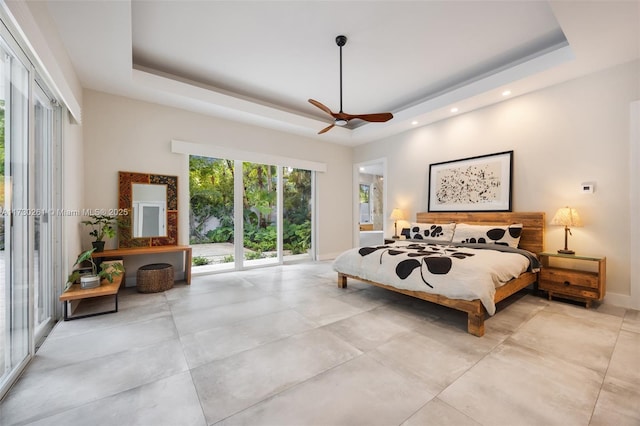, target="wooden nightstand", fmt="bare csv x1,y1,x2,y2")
538,252,606,308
